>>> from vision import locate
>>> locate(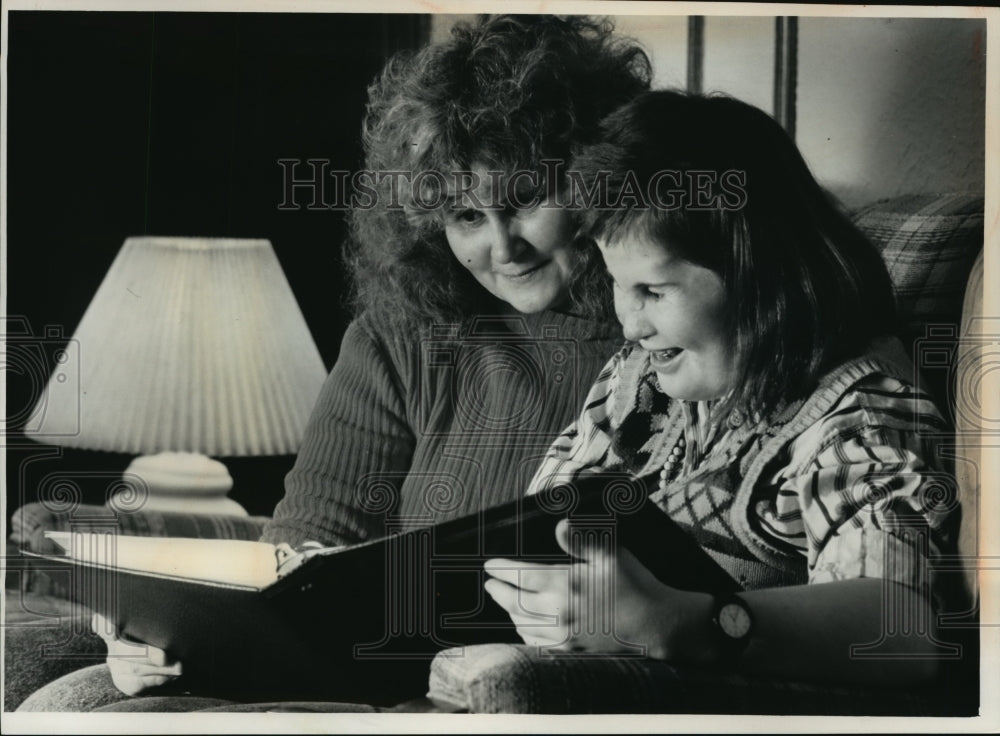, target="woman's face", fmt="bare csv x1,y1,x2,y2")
443,168,578,314
598,233,733,402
